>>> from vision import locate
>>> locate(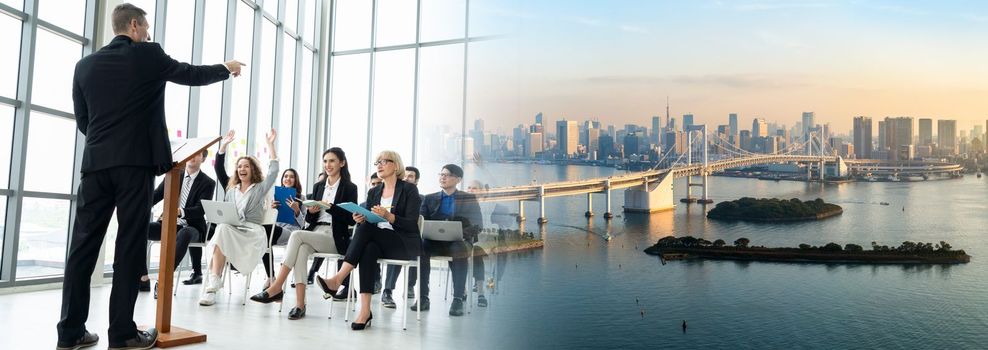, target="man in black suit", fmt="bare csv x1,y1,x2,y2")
56,4,243,350
139,150,215,291
409,164,487,316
